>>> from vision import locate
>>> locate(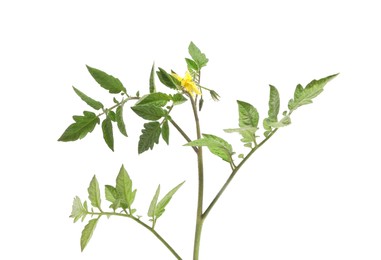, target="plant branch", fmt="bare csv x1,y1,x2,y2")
202,129,278,220
168,118,198,153
97,96,140,118
89,211,182,260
